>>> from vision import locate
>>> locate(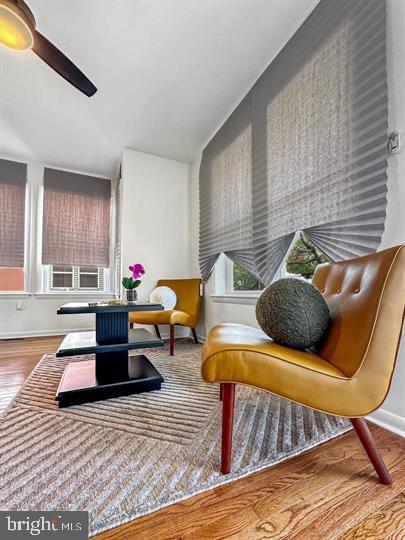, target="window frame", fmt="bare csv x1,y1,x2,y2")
45,265,108,293
211,254,263,304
